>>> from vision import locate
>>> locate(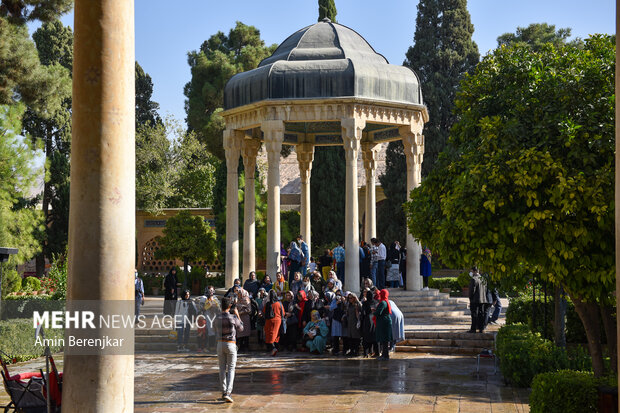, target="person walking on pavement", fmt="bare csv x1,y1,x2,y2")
468,267,489,333
215,296,244,403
